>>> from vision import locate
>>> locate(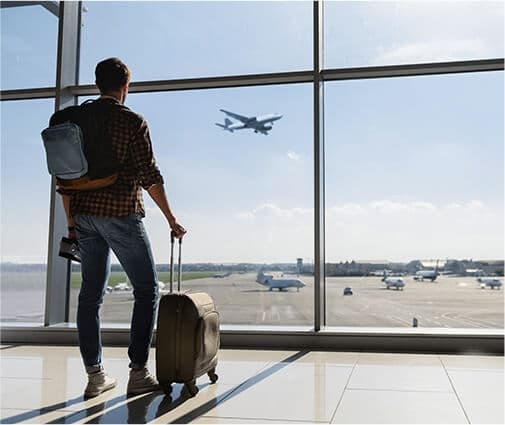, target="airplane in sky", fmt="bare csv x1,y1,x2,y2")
477,277,503,289
413,260,440,282
381,272,405,290
215,109,283,135
256,270,305,292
